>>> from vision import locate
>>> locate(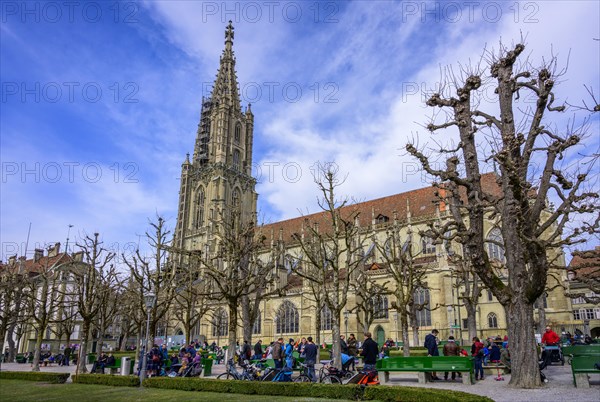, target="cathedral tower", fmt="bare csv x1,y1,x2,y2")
174,21,257,254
